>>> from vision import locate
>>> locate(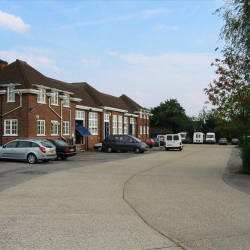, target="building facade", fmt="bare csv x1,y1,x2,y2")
0,59,151,150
